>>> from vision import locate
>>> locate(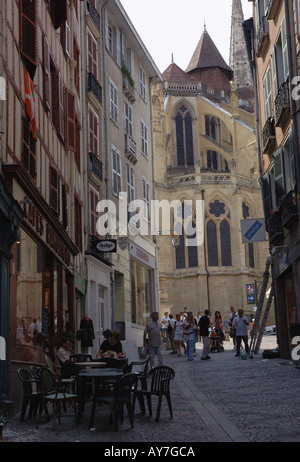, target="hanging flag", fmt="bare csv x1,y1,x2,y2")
24,67,38,139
